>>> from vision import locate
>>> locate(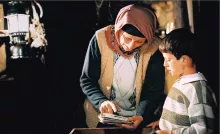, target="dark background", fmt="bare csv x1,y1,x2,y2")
0,1,219,134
